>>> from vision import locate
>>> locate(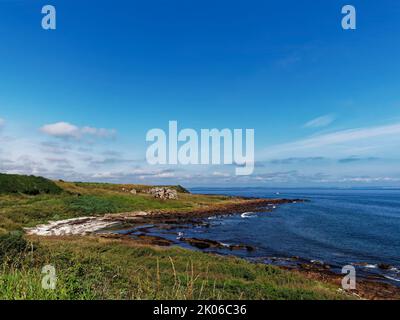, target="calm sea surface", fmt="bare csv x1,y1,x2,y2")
117,188,400,285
